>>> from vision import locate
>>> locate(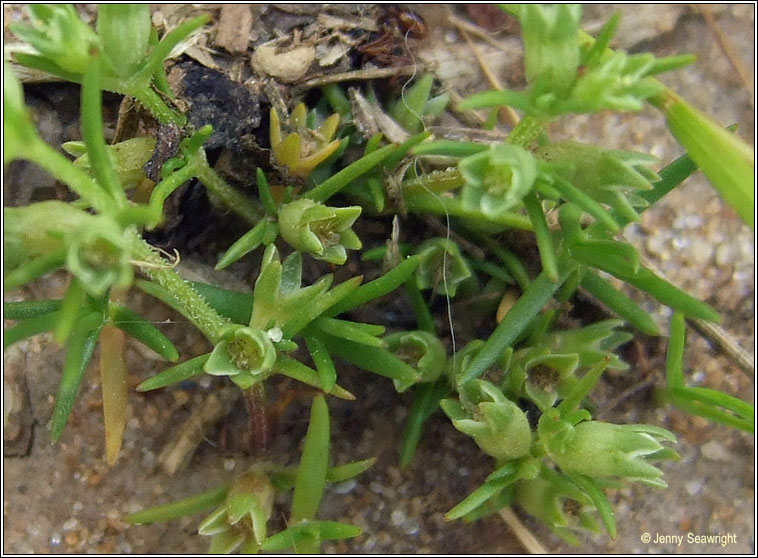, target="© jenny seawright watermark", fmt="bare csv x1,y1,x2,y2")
641,532,738,547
